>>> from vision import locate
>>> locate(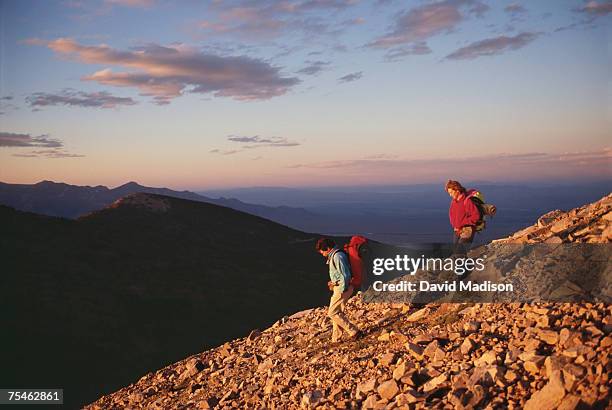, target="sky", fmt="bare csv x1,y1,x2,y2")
0,0,610,189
